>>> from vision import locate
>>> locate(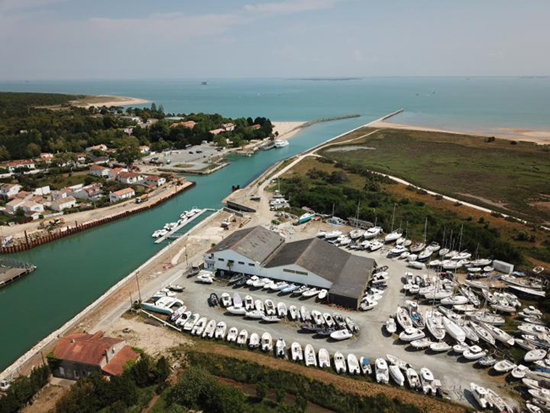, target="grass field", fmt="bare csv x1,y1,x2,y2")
319,128,550,224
